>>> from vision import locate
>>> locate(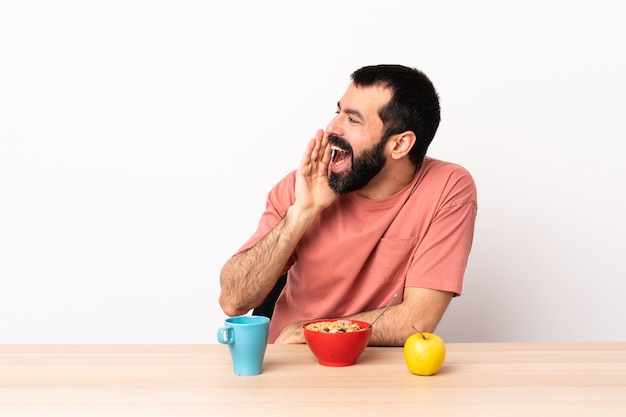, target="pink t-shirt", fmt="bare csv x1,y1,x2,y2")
236,157,477,342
